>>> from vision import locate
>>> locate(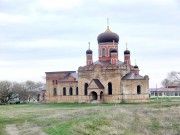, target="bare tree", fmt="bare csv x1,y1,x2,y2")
24,80,42,102
168,71,180,85
12,82,28,102
24,80,36,91
24,81,34,102
35,81,44,87
162,71,180,87
161,79,171,88
0,81,13,103
0,80,44,104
